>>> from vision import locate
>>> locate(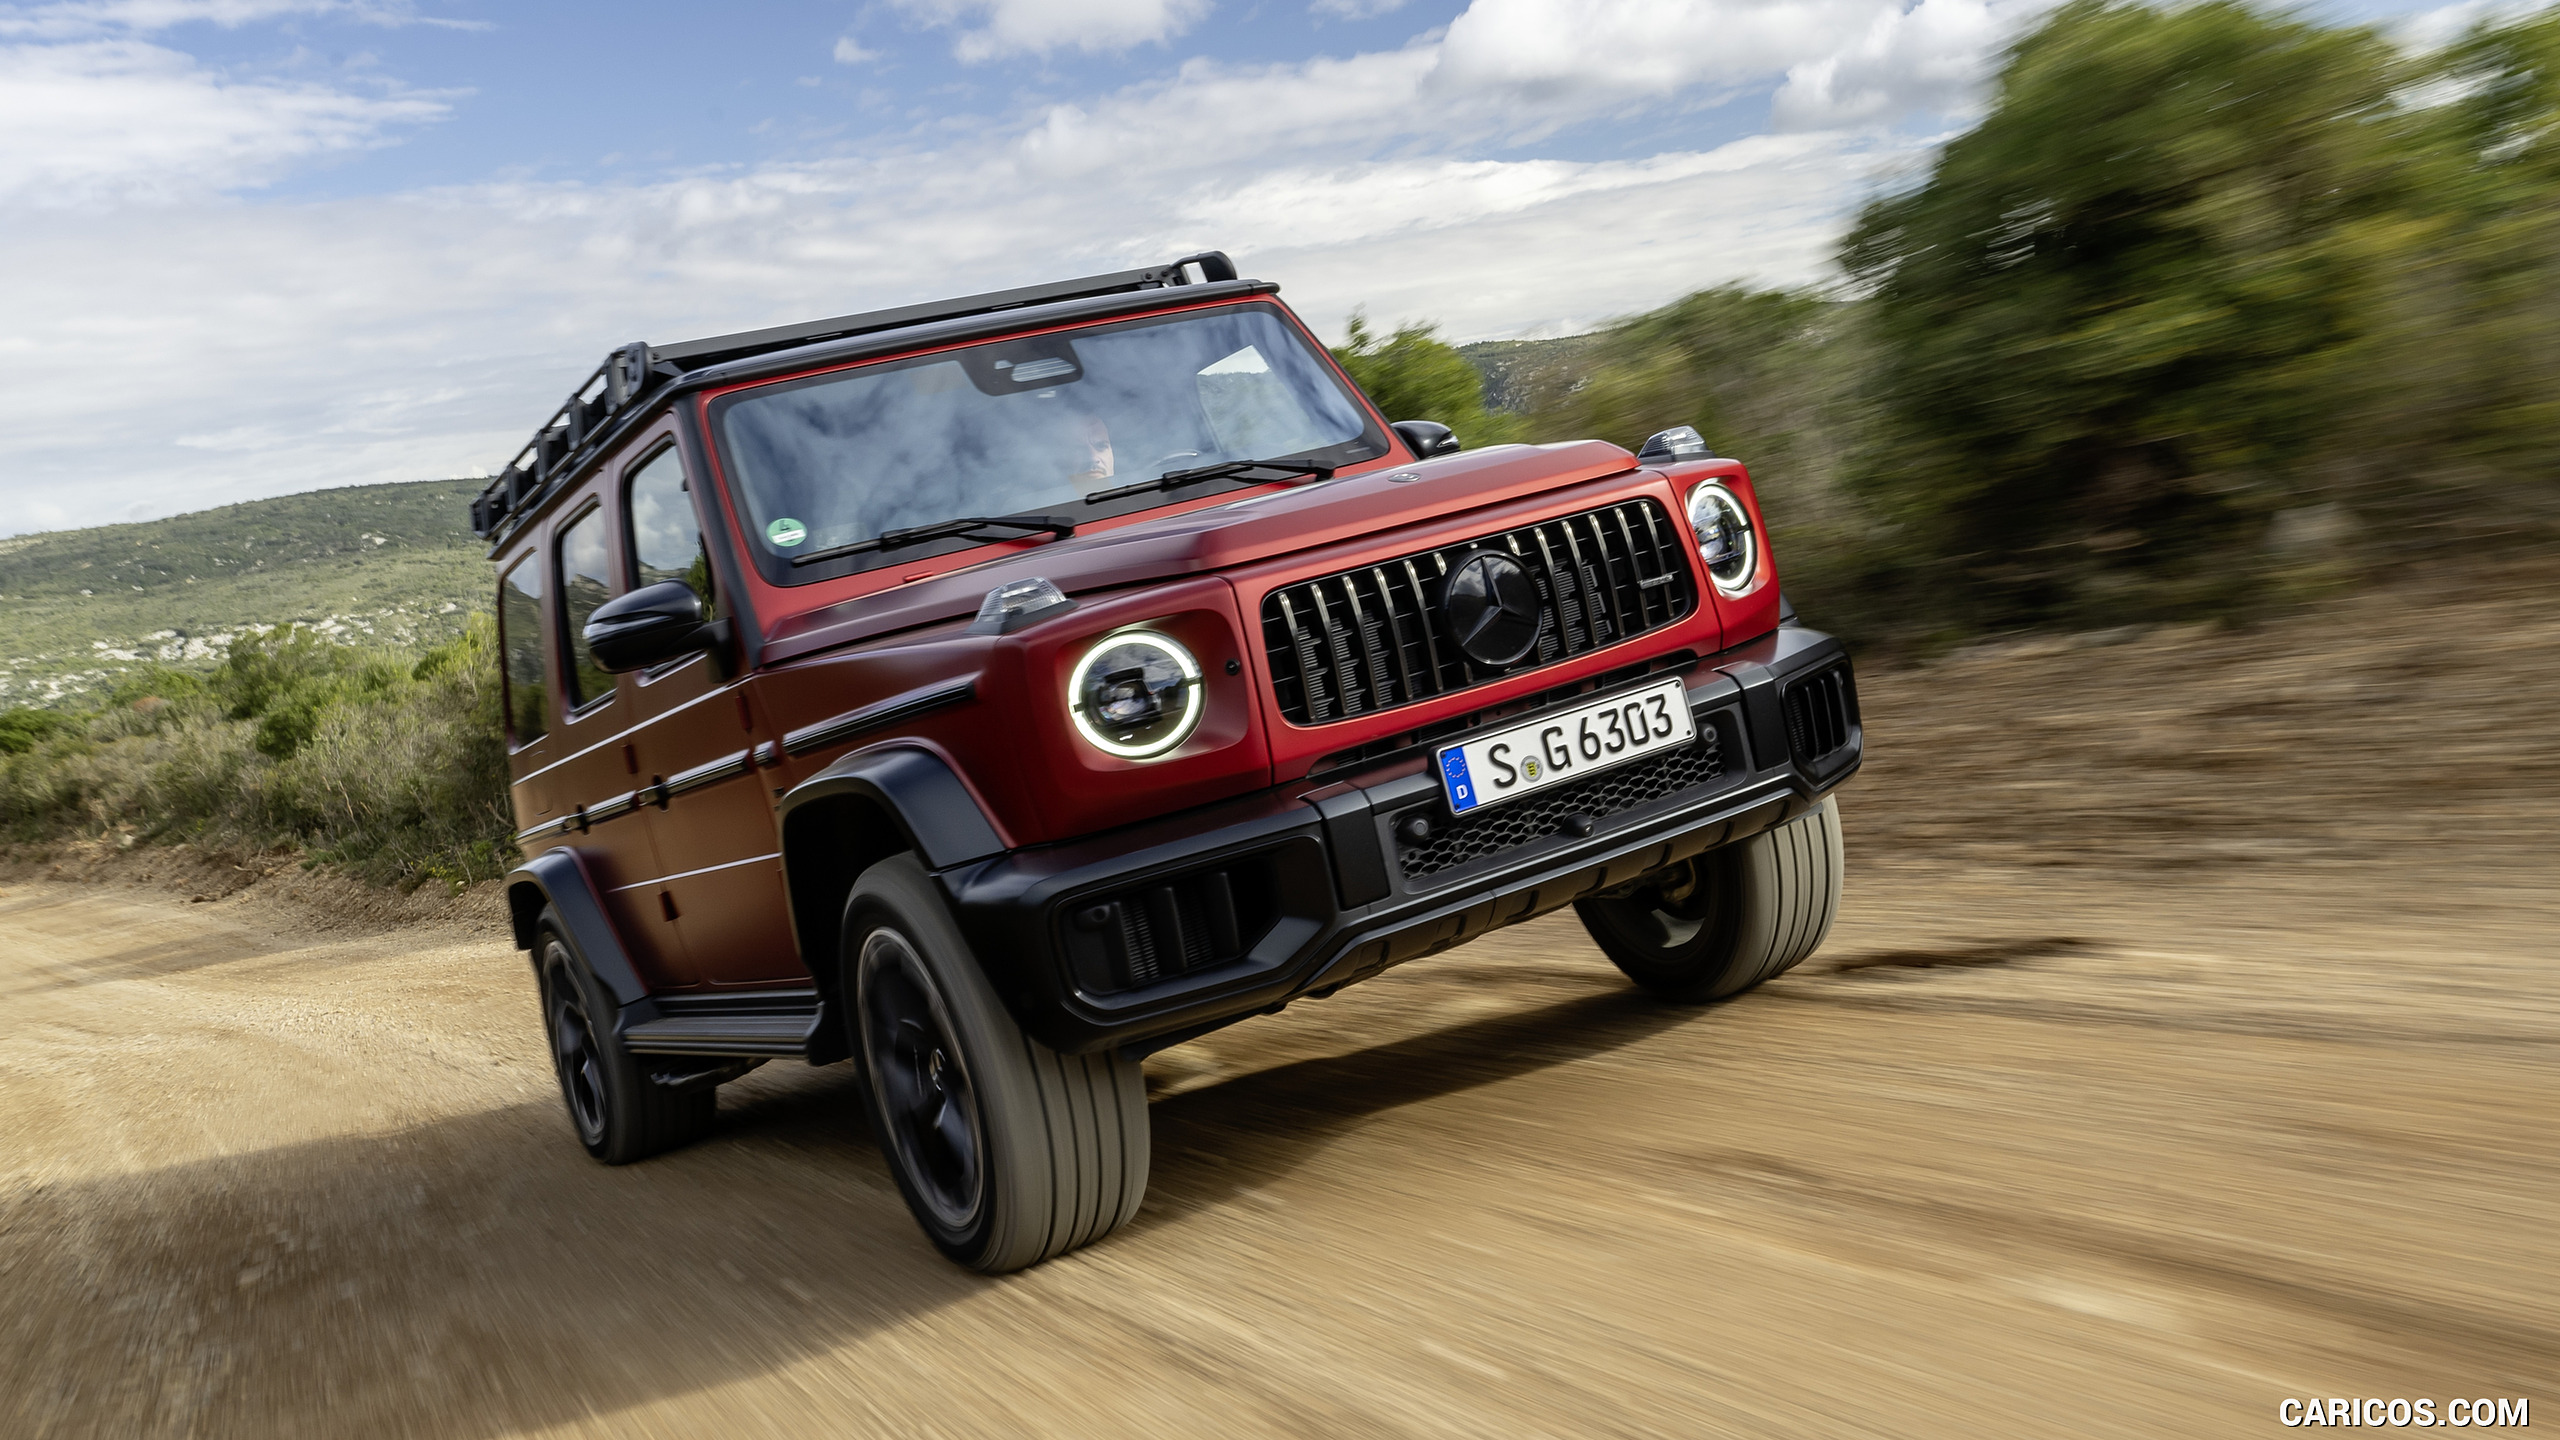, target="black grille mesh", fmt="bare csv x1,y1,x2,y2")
1394,730,1725,881
1263,500,1695,725
1783,665,1858,763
